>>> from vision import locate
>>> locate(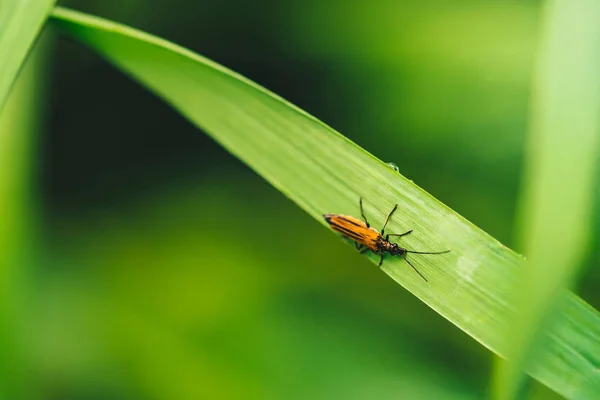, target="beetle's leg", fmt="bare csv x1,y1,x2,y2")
355,243,363,251
359,197,370,228
381,204,398,236
378,252,385,267
386,230,413,241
